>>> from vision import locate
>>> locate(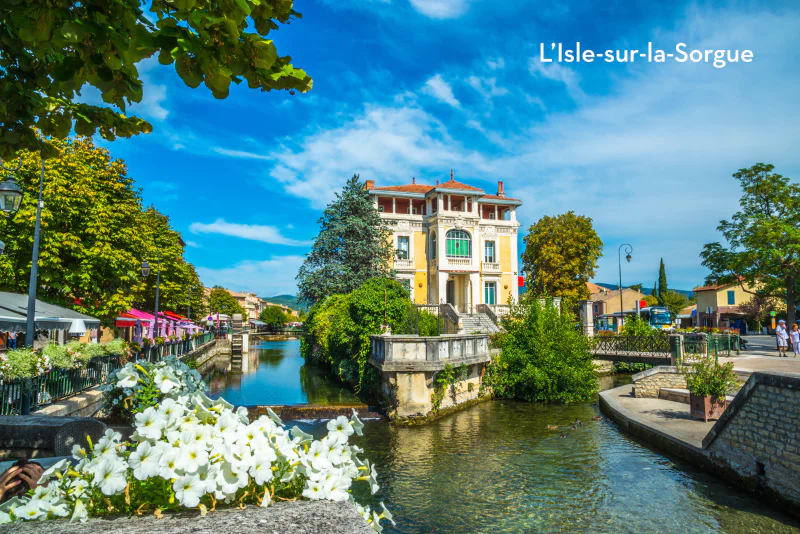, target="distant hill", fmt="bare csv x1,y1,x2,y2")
260,294,307,313
594,282,695,298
